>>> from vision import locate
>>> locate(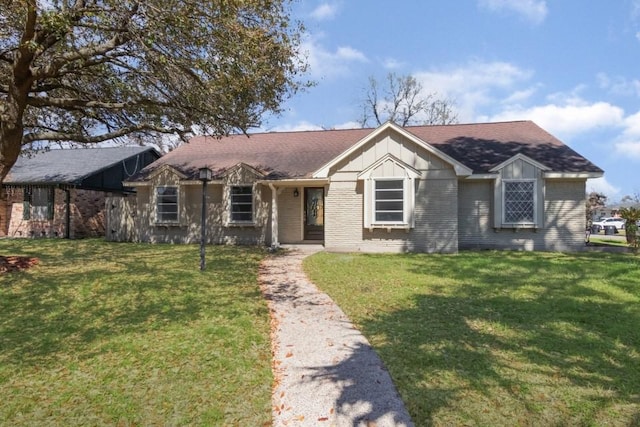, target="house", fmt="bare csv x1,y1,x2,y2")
112,121,603,252
1,146,160,239
592,202,640,220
